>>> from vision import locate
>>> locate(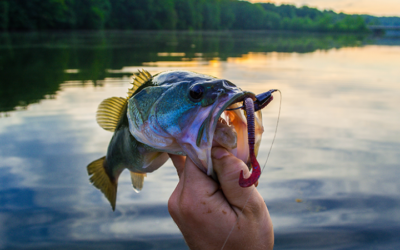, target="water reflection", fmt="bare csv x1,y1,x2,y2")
0,31,377,113
0,31,400,249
